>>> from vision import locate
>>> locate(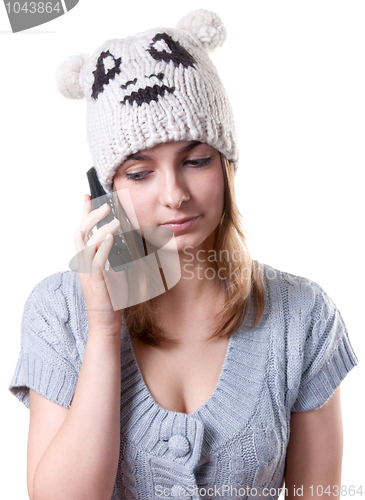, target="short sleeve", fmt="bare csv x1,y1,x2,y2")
291,282,359,412
8,272,81,409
